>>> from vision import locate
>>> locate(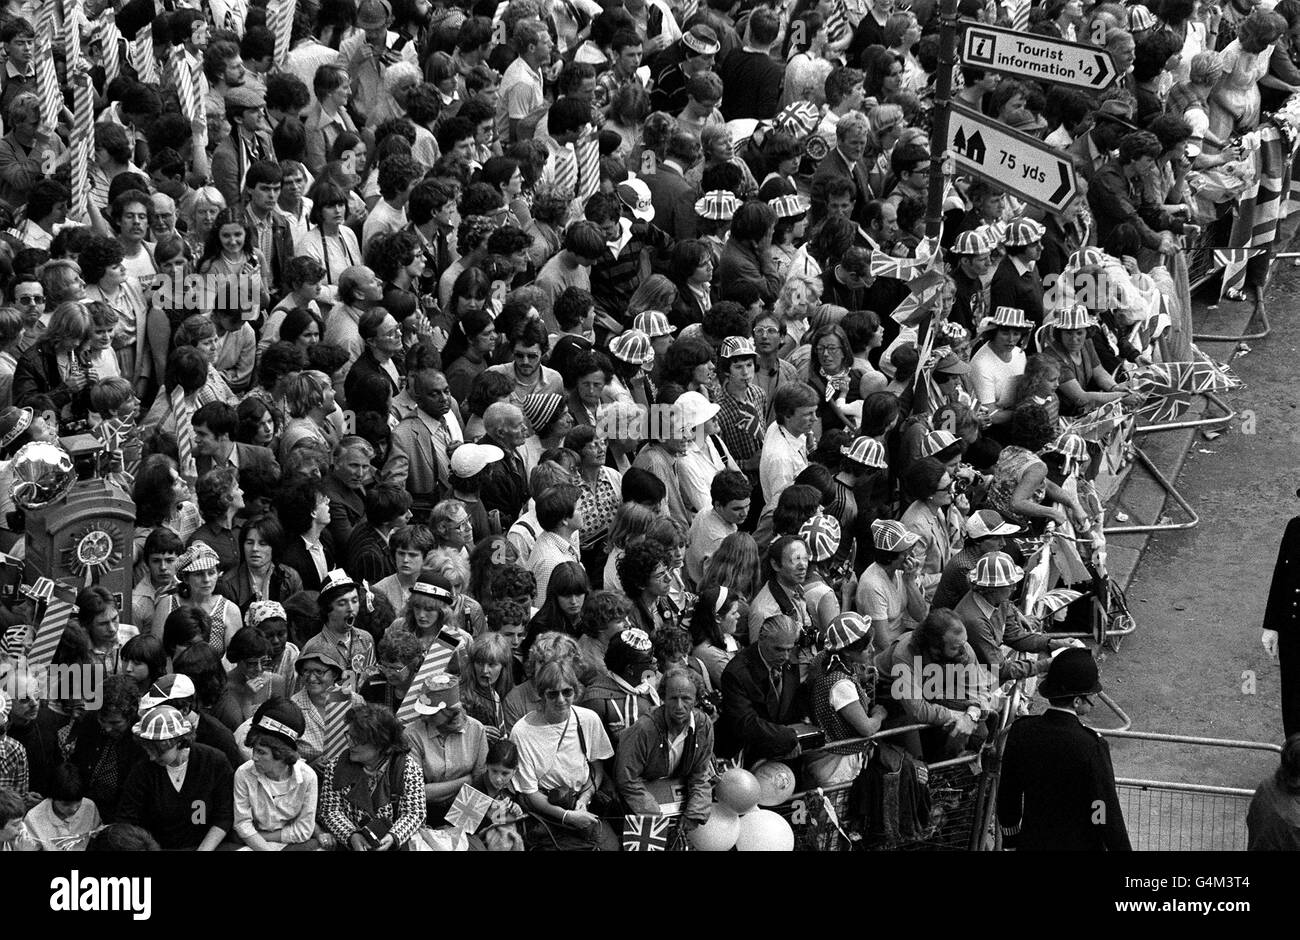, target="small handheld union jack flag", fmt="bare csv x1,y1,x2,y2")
622,815,672,852
447,784,493,832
